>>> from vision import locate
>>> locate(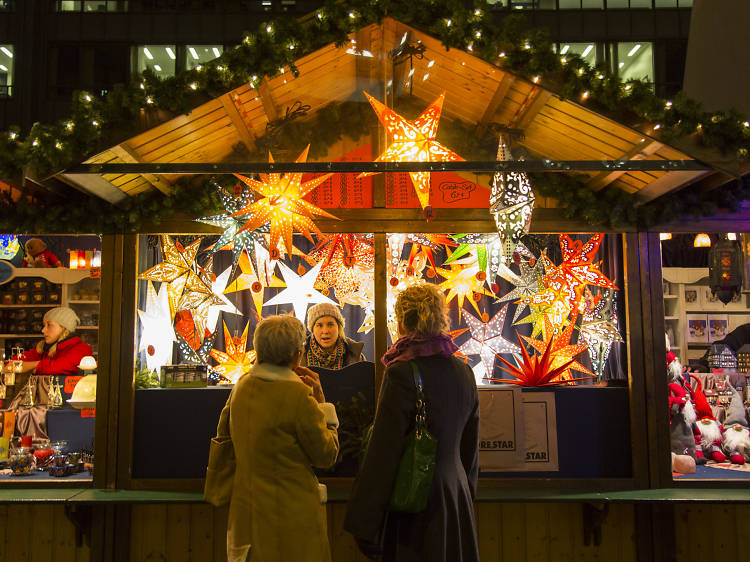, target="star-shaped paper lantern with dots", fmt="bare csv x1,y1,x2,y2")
137,281,176,374
360,91,464,211
231,146,338,255
196,183,269,272
445,233,522,287
580,289,622,379
522,315,594,382
498,256,545,322
210,321,256,384
435,252,494,322
263,261,337,323
307,234,374,303
176,329,216,367
457,306,520,380
224,249,285,320
206,265,242,335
